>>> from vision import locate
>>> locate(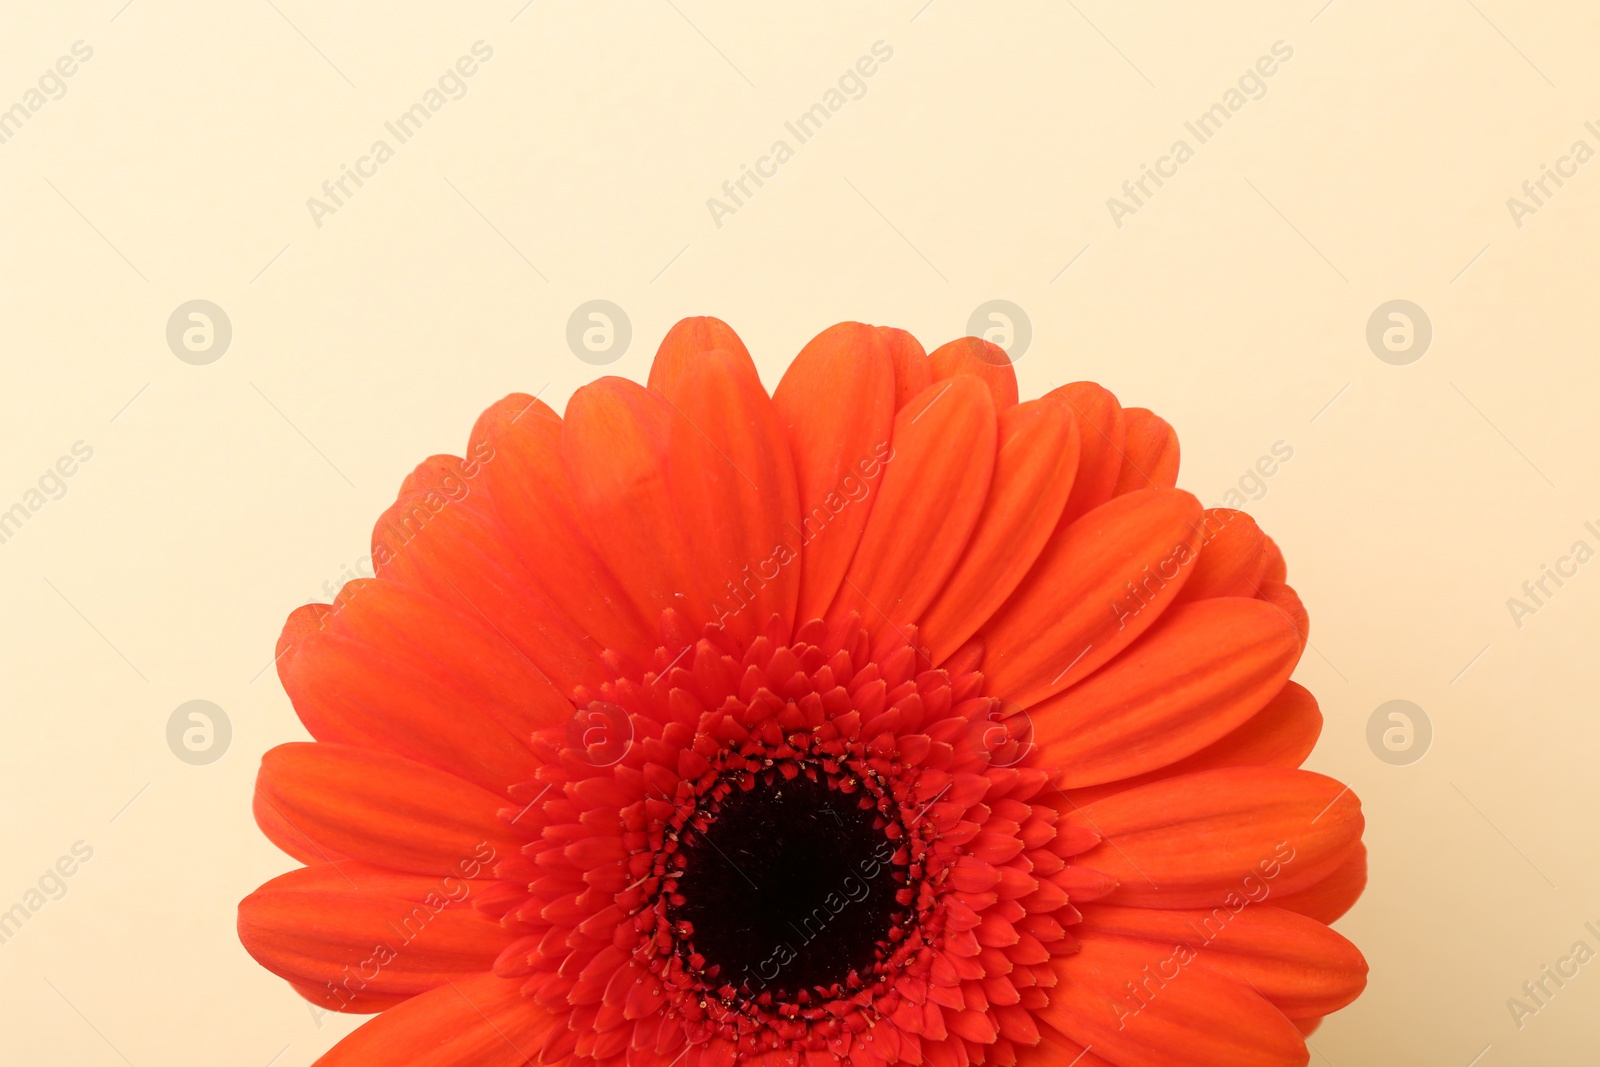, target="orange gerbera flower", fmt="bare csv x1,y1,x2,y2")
239,319,1367,1067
